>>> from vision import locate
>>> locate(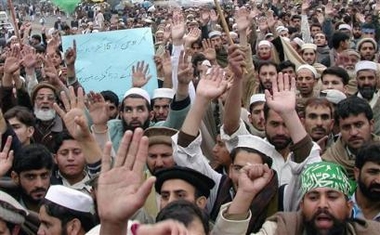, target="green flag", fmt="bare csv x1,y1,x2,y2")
52,0,81,14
